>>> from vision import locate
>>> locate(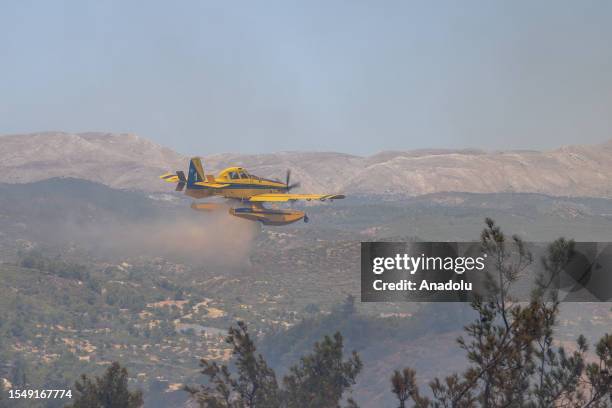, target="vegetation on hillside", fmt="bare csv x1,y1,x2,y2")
185,321,362,408
66,362,143,408
390,219,612,407
1,179,611,407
